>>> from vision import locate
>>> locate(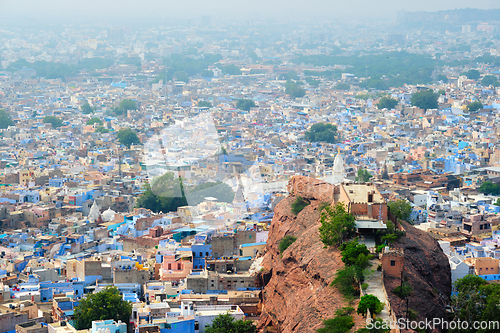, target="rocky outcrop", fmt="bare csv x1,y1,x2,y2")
257,176,363,332
257,176,452,333
384,221,452,329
